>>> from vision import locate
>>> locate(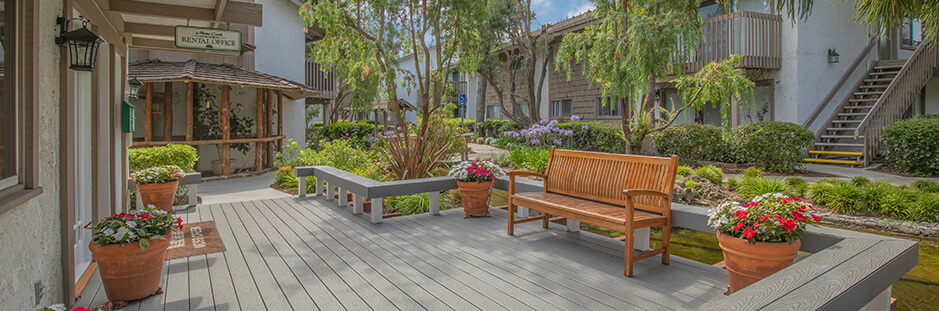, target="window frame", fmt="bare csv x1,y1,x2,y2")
487,105,500,119
1,0,18,191
900,18,923,50
550,99,572,118
596,96,620,117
